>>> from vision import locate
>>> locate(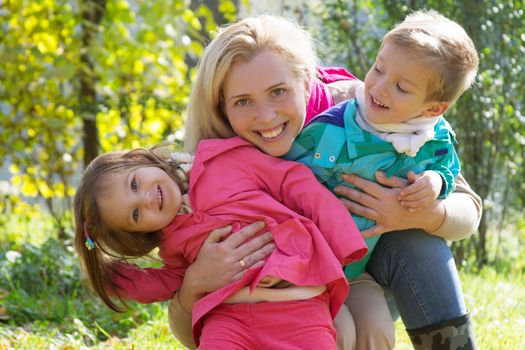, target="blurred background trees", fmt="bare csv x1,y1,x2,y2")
1,0,524,272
